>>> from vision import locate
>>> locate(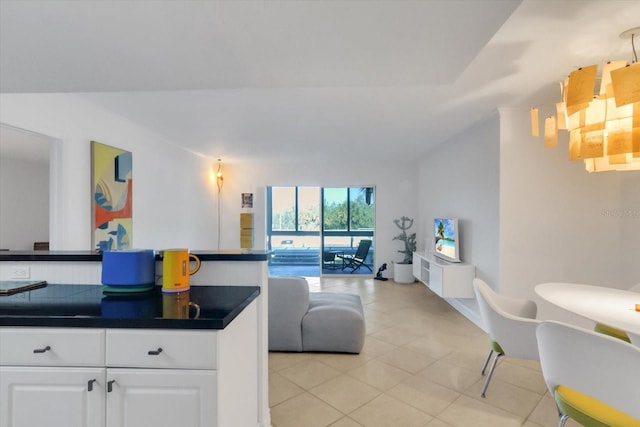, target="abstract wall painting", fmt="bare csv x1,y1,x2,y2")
91,141,132,251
